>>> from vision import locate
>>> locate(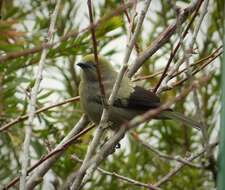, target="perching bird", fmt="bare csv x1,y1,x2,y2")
78,54,201,130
